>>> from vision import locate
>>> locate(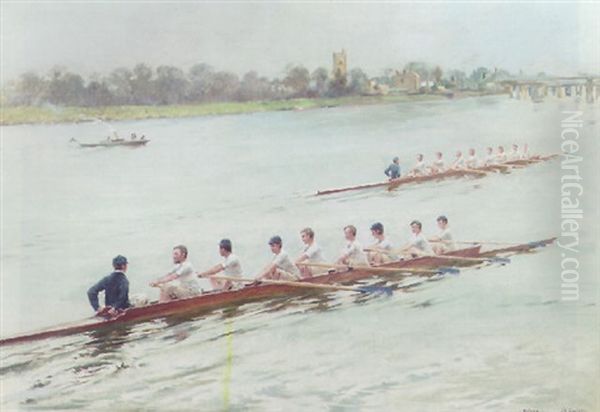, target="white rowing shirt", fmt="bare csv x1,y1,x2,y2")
496,153,508,163
169,260,200,292
302,242,325,263
273,250,301,276
343,240,369,265
465,156,478,168
221,253,242,277
509,150,520,161
437,228,456,251
431,159,445,171
372,238,398,259
520,150,530,160
484,154,496,165
453,156,465,169
413,160,427,174
410,233,433,254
